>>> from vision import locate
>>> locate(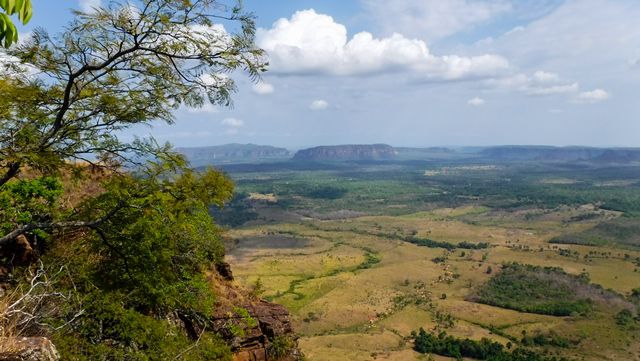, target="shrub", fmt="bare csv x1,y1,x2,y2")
469,263,596,316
